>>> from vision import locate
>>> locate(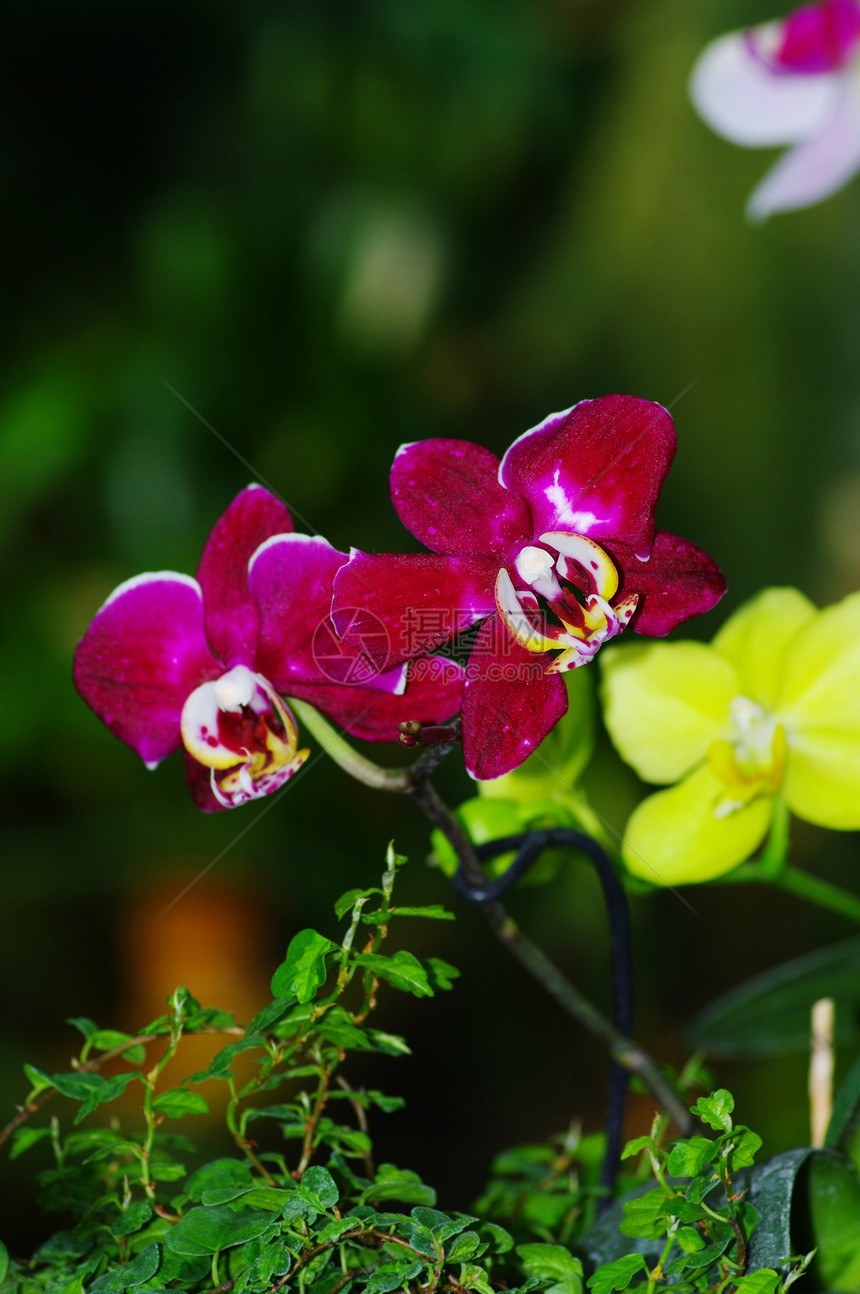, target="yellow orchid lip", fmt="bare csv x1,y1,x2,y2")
707,696,787,819
181,665,309,808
